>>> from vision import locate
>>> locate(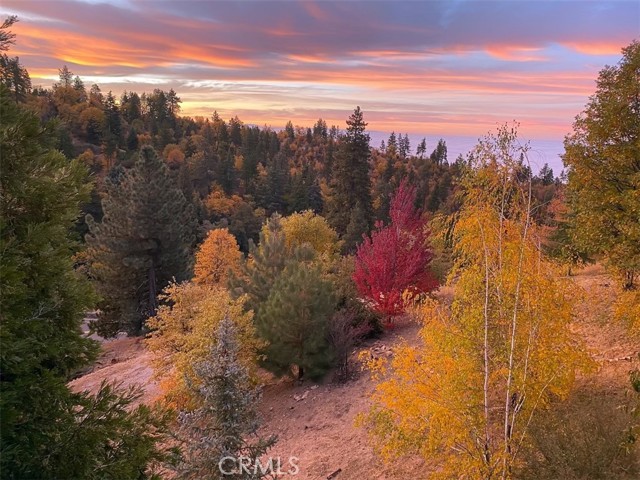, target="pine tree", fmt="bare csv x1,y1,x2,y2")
175,316,277,479
430,138,448,165
343,201,370,253
102,91,121,161
326,106,373,245
258,260,336,380
0,86,171,479
86,145,197,336
399,133,411,159
416,138,427,159
228,215,289,312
